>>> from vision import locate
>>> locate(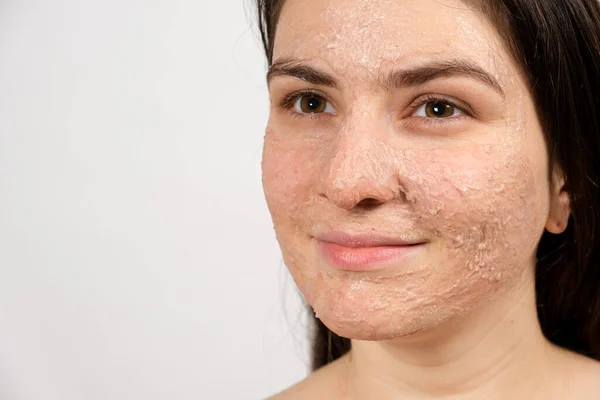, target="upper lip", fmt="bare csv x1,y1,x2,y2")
314,231,428,248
